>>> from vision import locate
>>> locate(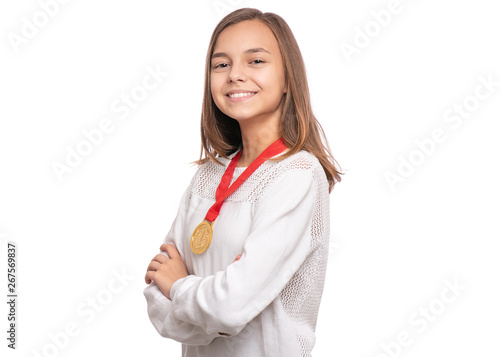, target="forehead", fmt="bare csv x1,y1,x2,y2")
213,20,280,57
